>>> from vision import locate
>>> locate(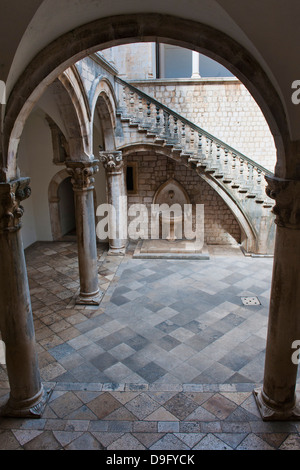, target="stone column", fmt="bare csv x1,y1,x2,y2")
0,178,52,418
66,160,103,305
191,51,201,78
99,151,127,255
254,175,300,420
